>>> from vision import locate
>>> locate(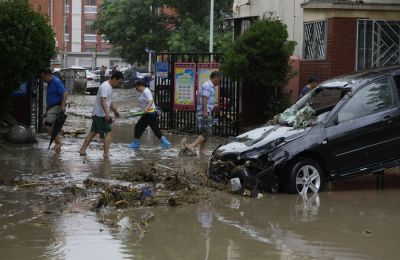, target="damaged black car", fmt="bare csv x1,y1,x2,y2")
208,65,400,195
